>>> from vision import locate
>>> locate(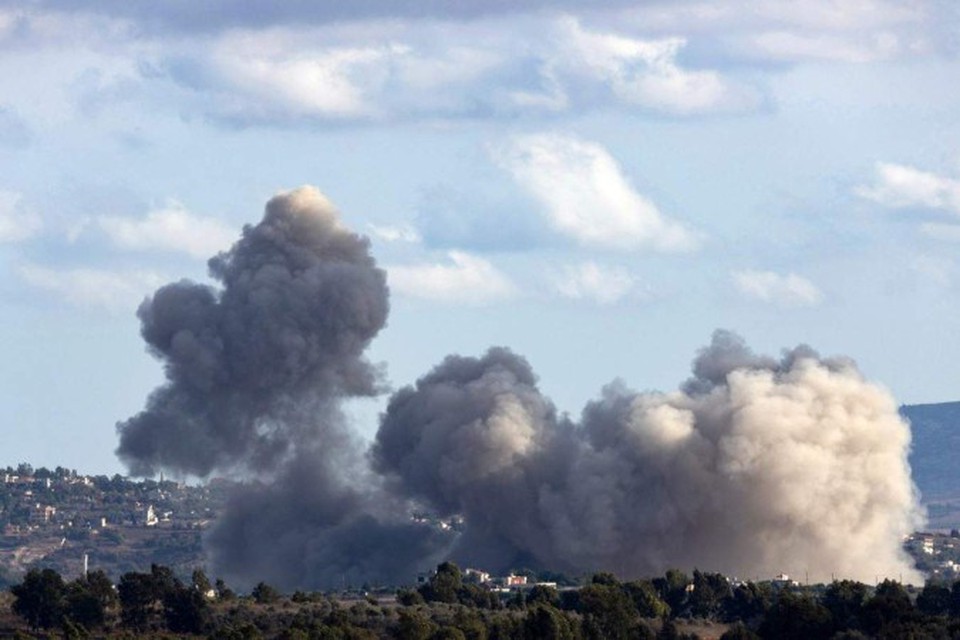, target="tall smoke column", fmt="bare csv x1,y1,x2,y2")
117,186,388,476
374,331,925,583
116,186,449,588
